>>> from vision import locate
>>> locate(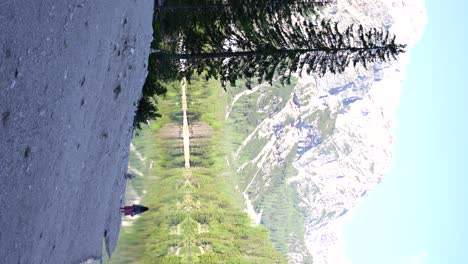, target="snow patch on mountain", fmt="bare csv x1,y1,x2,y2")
229,0,427,263
299,1,427,263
